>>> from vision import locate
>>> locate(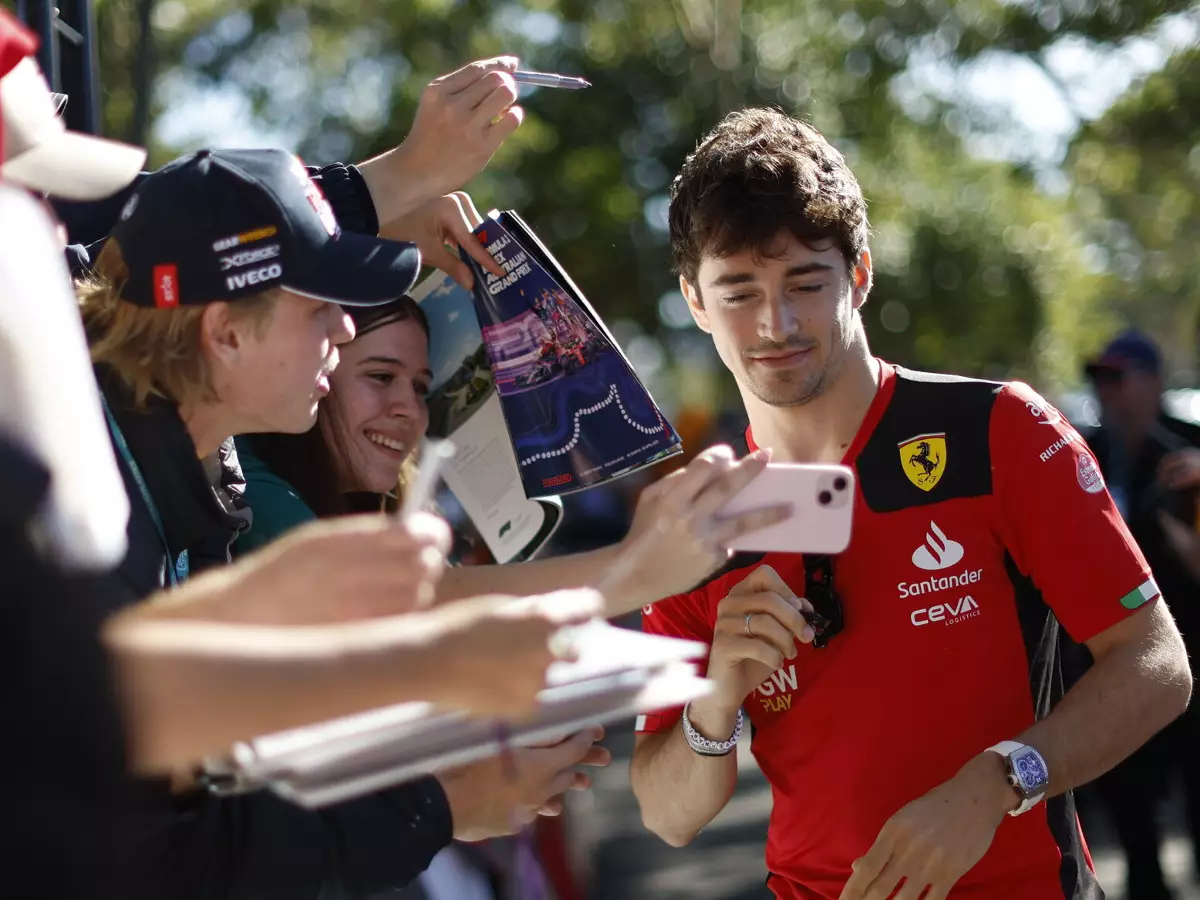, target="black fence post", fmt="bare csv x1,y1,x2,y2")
13,0,99,136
